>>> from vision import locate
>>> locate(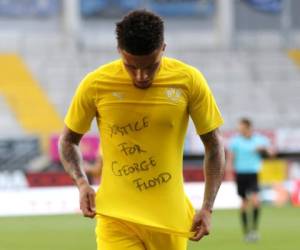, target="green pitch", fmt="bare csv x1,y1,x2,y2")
0,206,299,250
